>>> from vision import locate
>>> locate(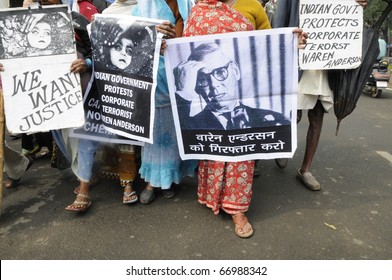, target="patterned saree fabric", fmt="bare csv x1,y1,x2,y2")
183,0,254,37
